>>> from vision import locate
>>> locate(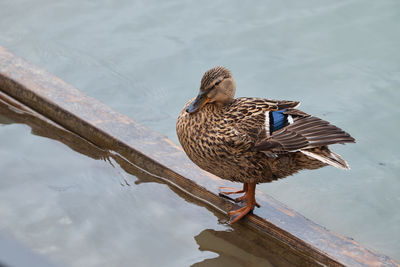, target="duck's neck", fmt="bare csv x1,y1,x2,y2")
213,98,234,108
204,101,232,116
